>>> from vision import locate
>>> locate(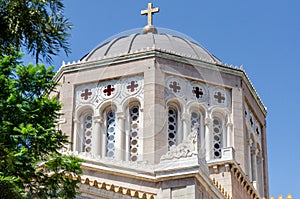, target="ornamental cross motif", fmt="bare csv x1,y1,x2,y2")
81,89,92,100
169,82,181,93
103,85,115,96
193,87,204,98
141,3,159,26
214,92,225,103
127,81,139,92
